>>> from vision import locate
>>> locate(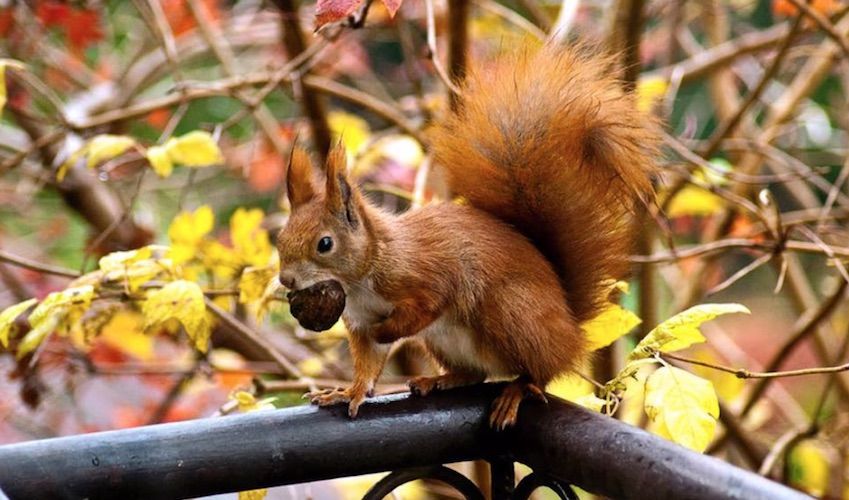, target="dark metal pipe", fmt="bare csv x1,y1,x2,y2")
0,385,807,500
509,395,809,500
